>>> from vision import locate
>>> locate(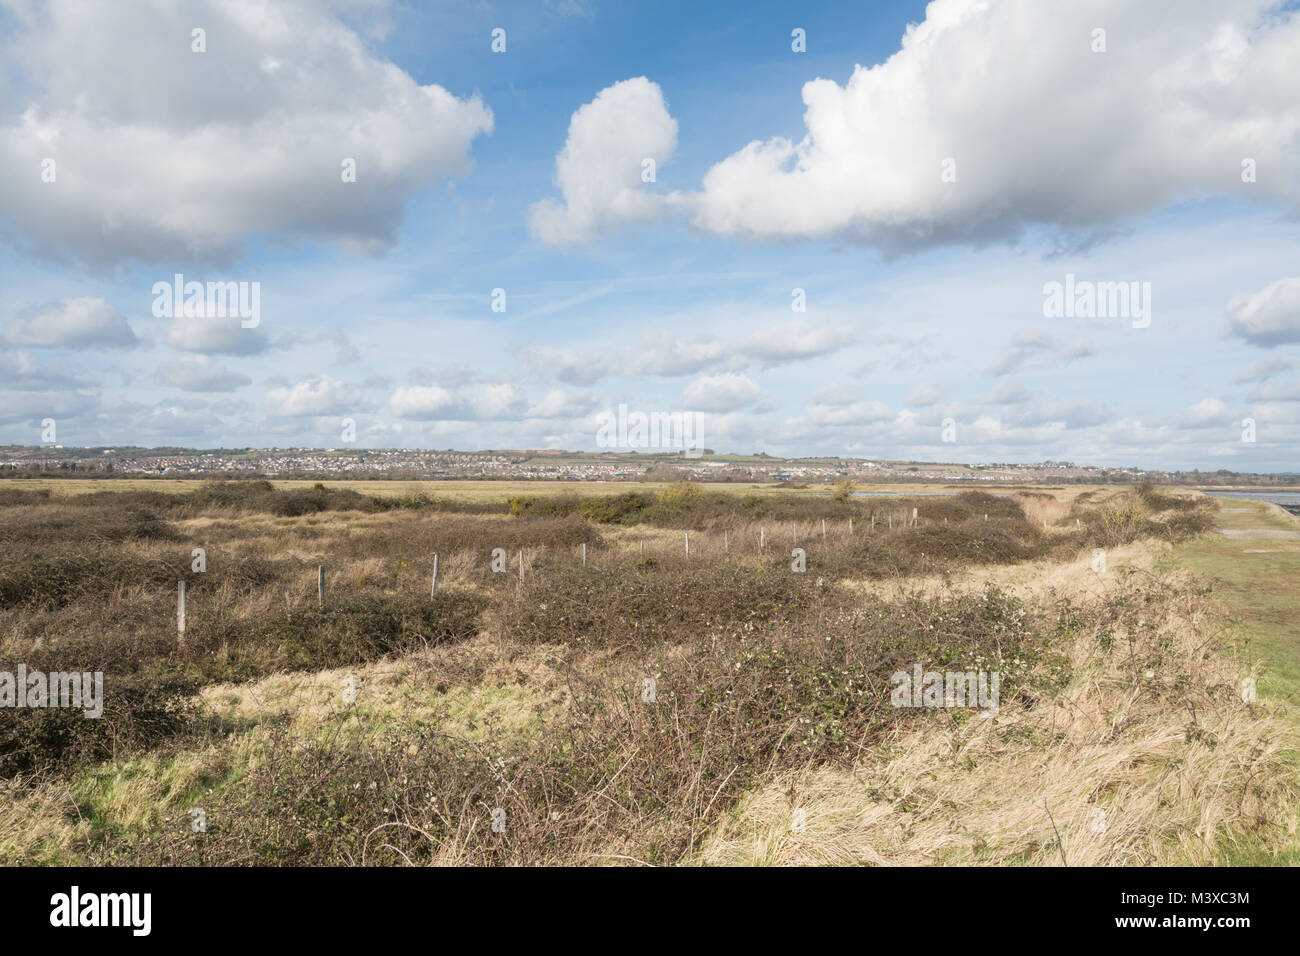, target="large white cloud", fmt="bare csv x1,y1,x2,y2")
804,386,895,427
265,376,359,416
0,0,493,265
630,332,727,376
527,77,677,246
682,372,760,412
526,388,599,419
687,0,1300,246
166,315,269,355
537,1,1300,251
4,297,137,347
1177,397,1232,427
739,321,857,364
1227,277,1300,346
389,384,458,419
389,382,529,421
